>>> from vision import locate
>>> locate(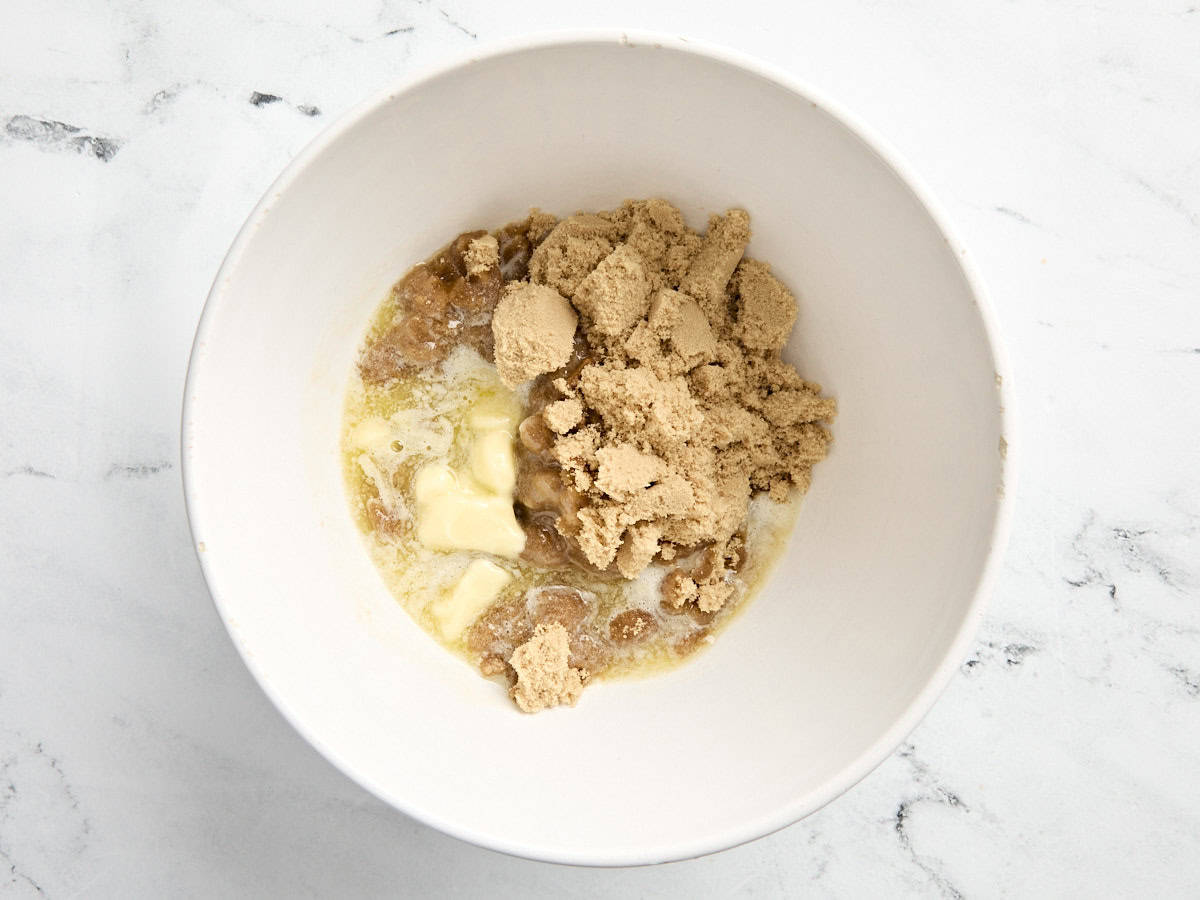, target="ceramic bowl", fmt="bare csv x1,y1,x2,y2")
183,33,1013,865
